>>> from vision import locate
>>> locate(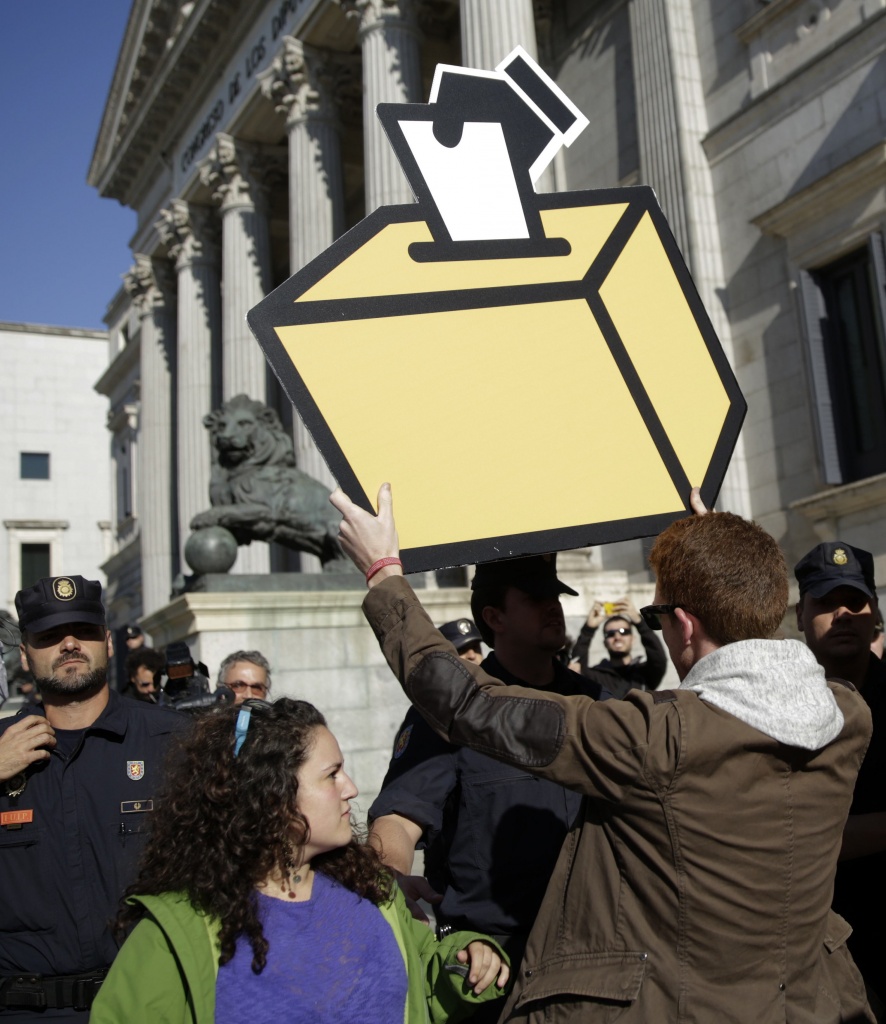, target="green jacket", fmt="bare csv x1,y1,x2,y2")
90,884,508,1024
